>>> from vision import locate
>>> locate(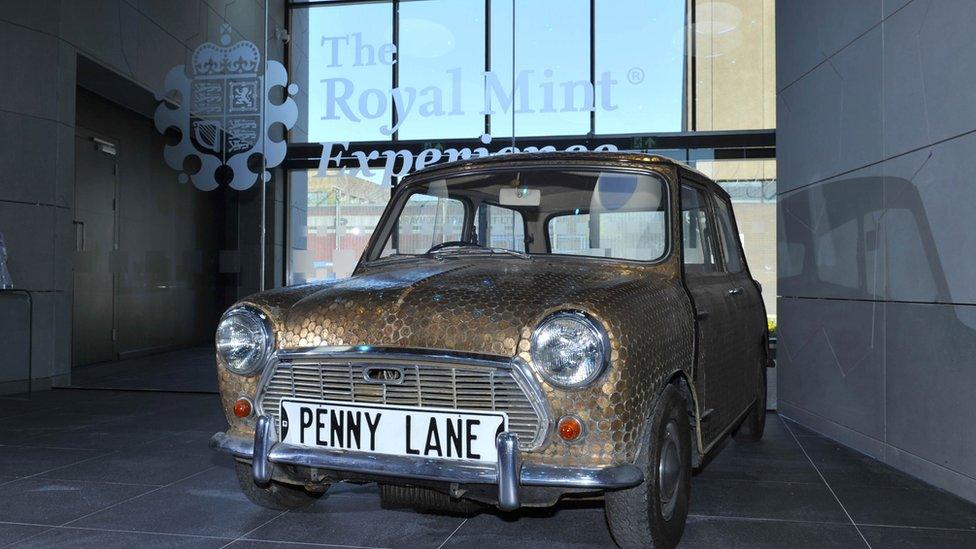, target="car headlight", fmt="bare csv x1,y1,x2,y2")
216,307,272,375
530,311,609,388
